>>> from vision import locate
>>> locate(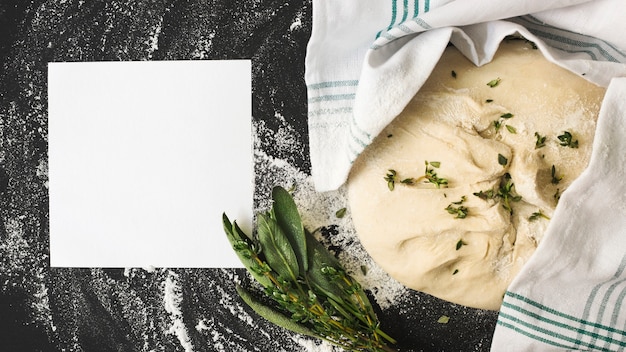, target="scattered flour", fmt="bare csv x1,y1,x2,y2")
162,270,194,352
253,139,407,310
